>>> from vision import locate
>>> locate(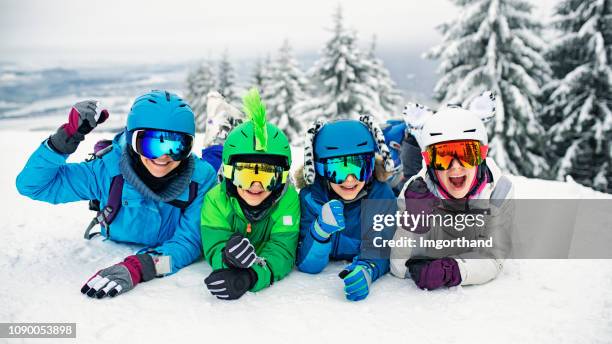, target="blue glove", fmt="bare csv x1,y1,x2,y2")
382,120,407,168
311,199,345,241
338,260,374,301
